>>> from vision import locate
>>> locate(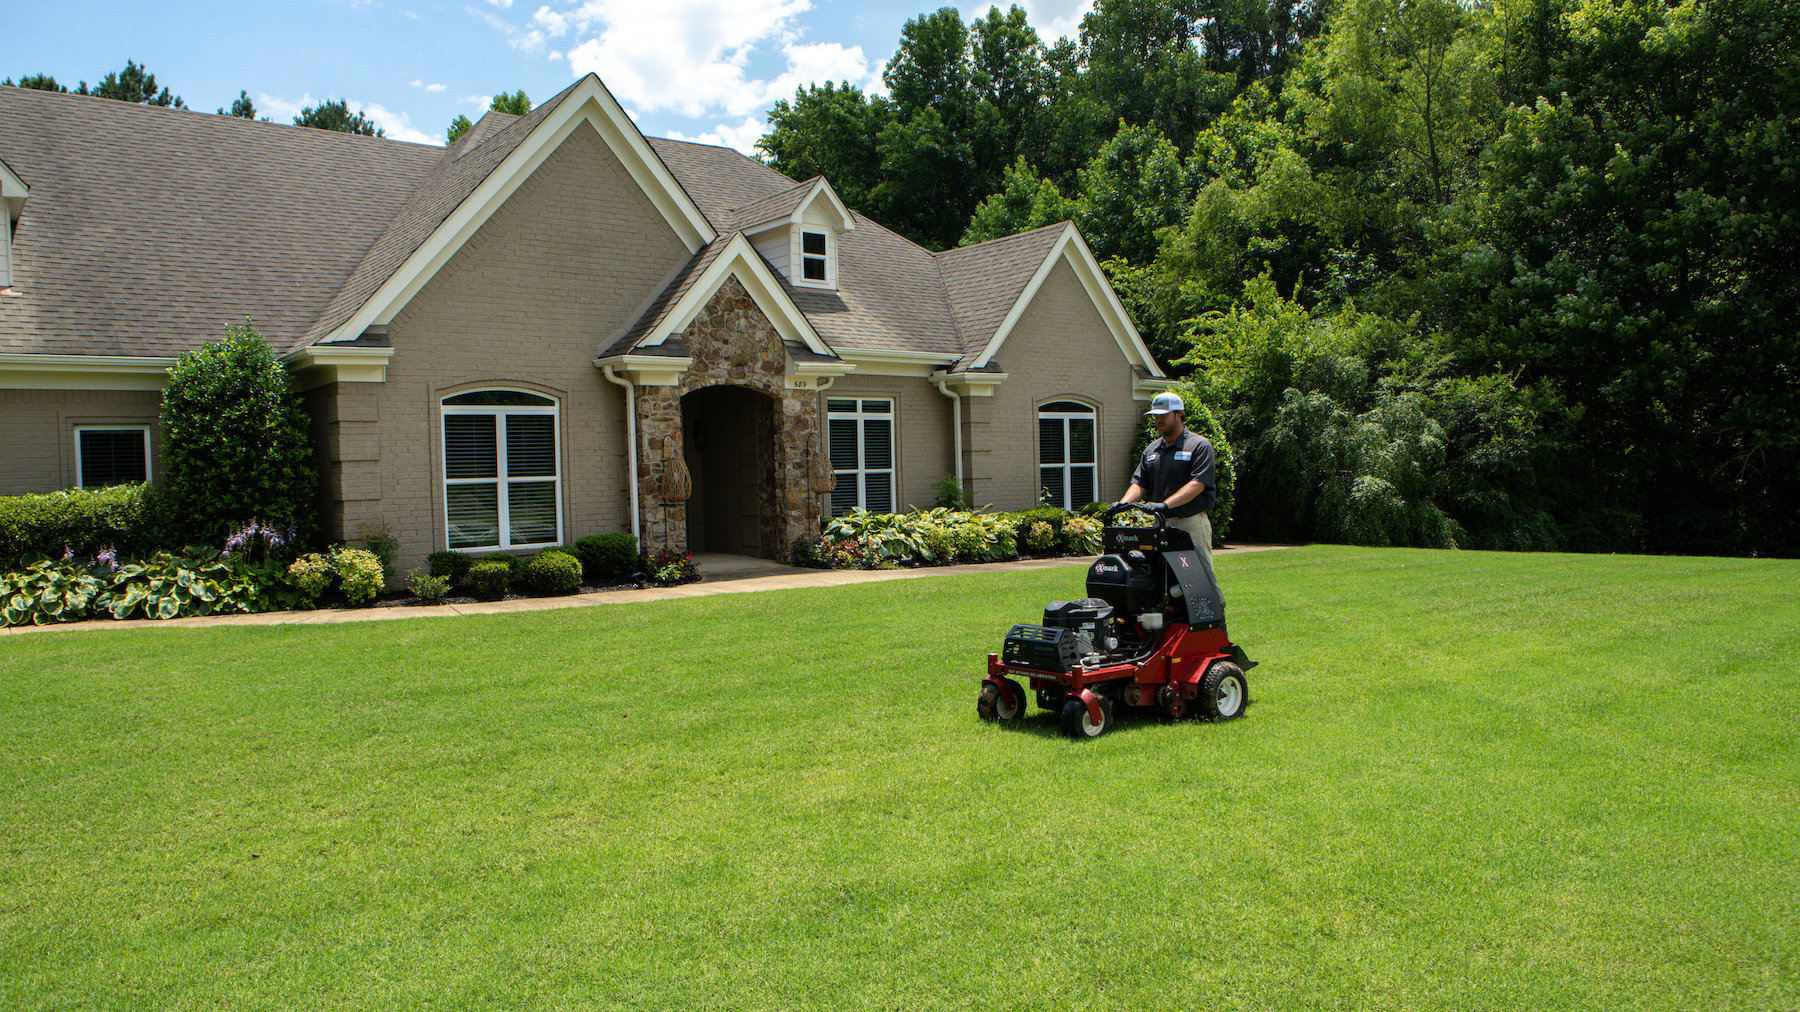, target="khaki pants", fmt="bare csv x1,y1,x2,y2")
1168,511,1220,603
